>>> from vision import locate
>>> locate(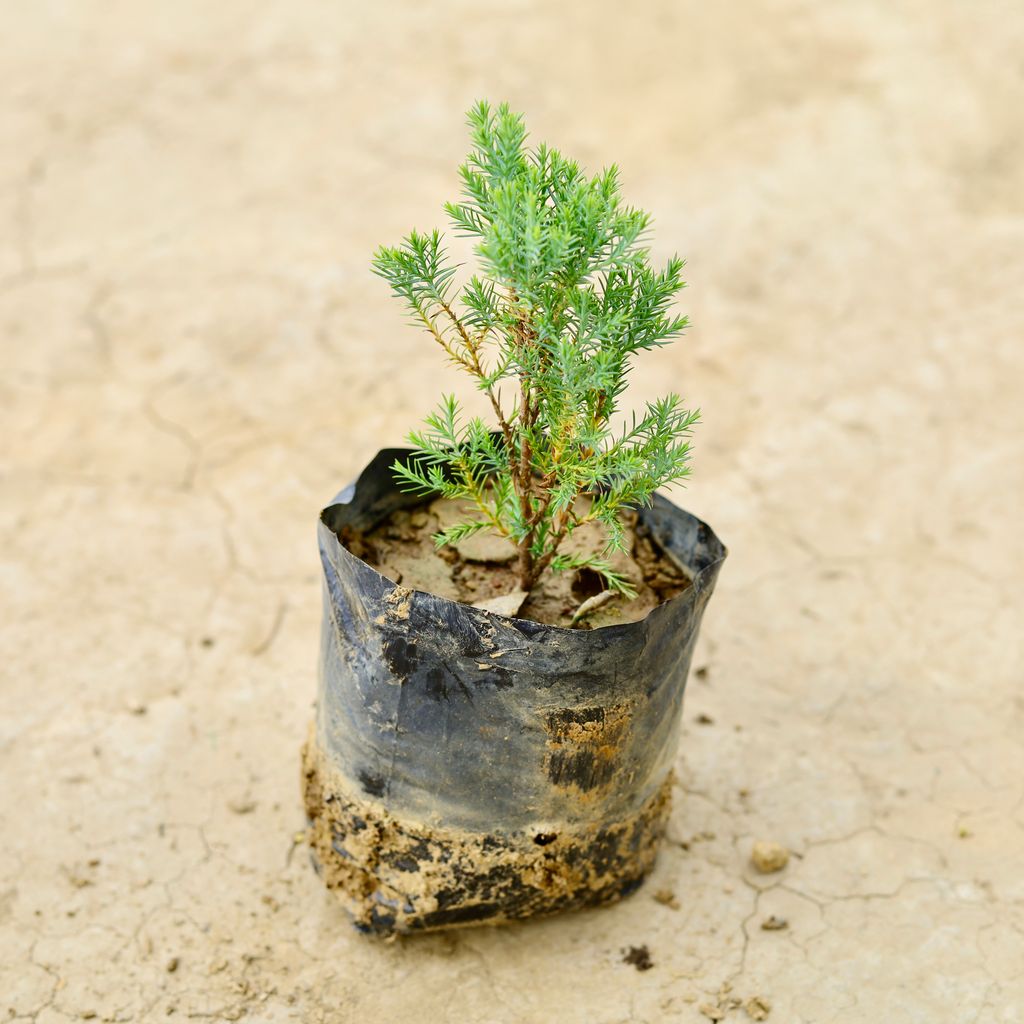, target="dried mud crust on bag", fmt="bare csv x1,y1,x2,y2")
302,733,672,934
301,448,725,936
